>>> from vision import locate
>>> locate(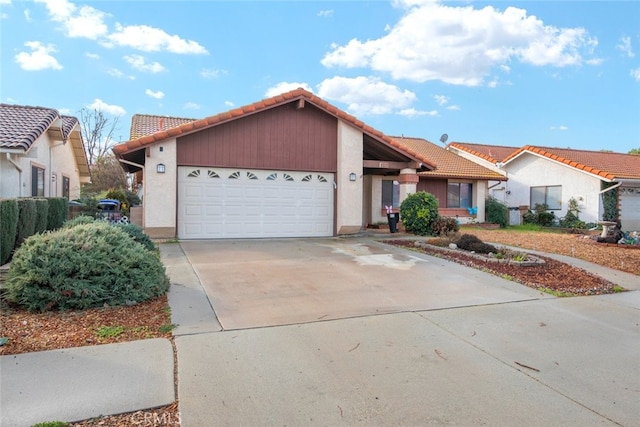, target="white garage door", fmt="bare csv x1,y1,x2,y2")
620,188,640,231
178,167,334,239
